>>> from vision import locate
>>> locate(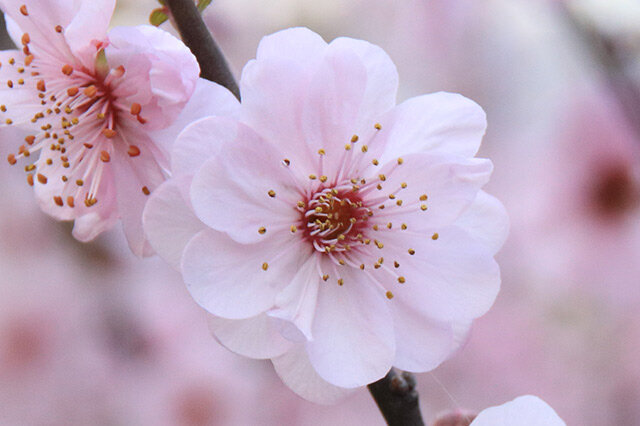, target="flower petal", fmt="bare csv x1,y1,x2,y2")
239,56,314,177
272,345,355,404
380,226,501,323
111,133,167,257
329,37,398,124
365,153,493,230
207,313,293,359
471,395,566,426
300,45,369,179
378,92,487,162
150,79,240,159
64,0,115,55
306,260,395,388
0,50,42,128
170,115,238,178
181,229,310,319
390,304,456,373
189,124,301,244
106,25,200,130
267,255,321,342
256,27,327,65
142,176,204,270
454,190,509,255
